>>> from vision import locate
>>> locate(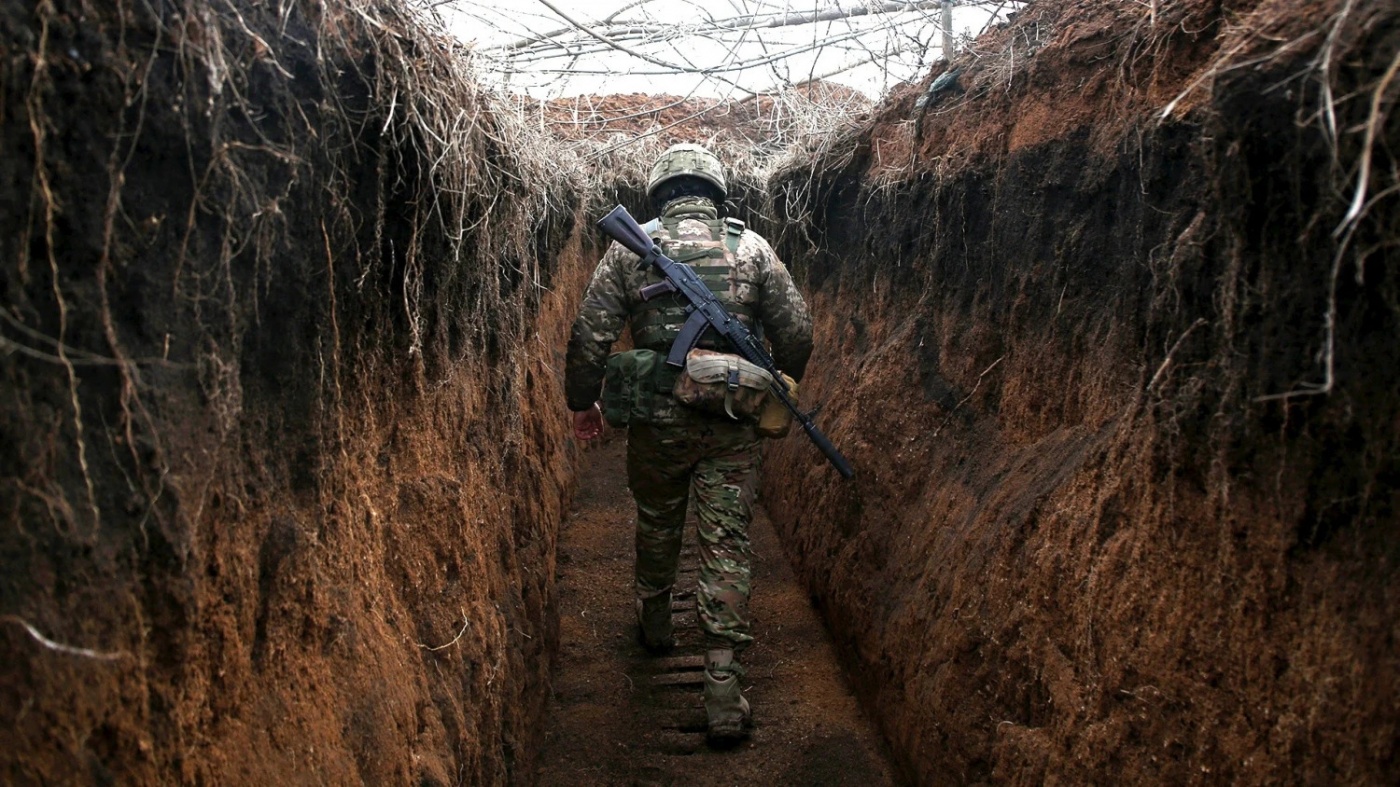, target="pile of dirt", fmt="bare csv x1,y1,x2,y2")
0,1,588,782
764,0,1399,783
